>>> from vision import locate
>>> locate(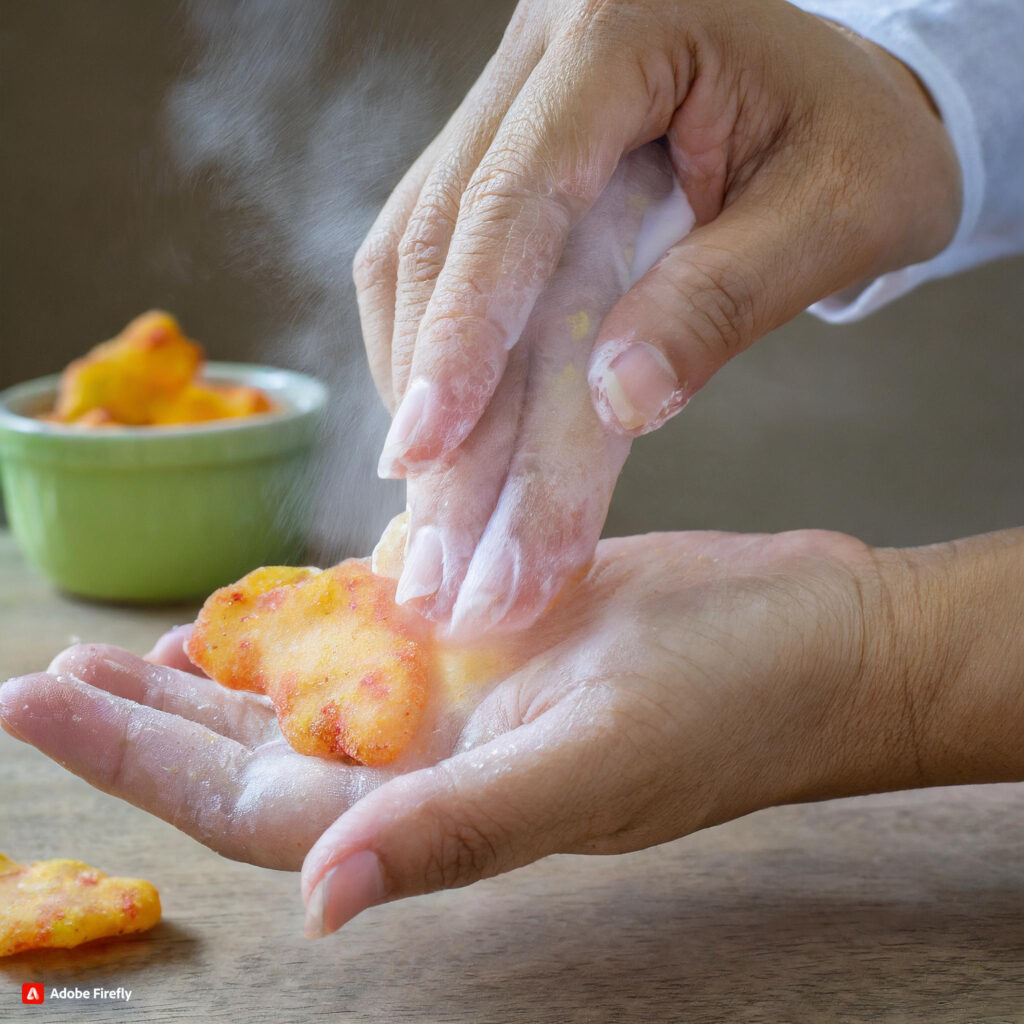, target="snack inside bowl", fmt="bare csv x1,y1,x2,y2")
0,363,327,602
